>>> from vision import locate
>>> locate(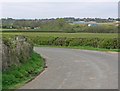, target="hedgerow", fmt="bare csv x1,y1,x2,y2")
28,36,119,49
2,34,119,49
